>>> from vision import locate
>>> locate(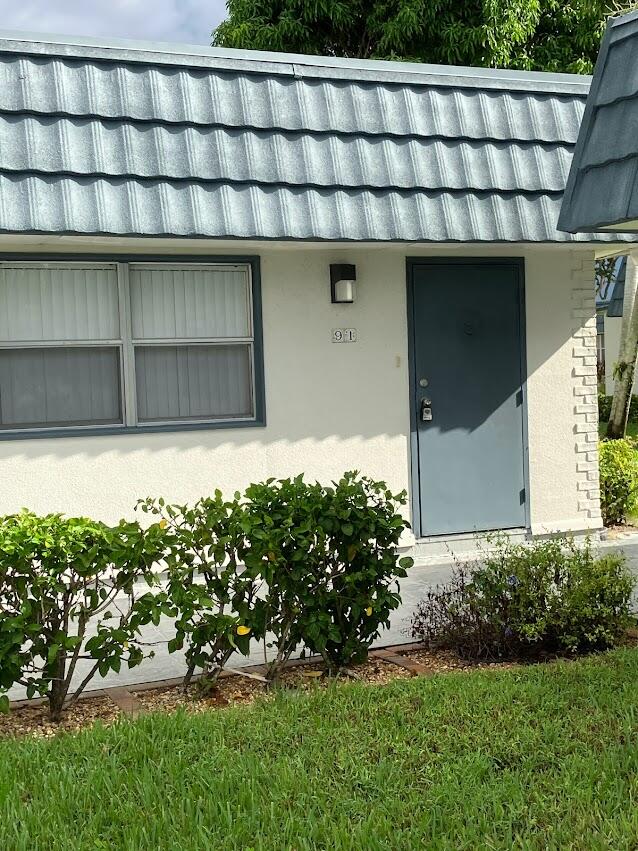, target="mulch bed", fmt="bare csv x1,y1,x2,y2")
3,637,636,740
0,696,120,740
0,655,416,739
133,657,413,717
399,648,518,673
